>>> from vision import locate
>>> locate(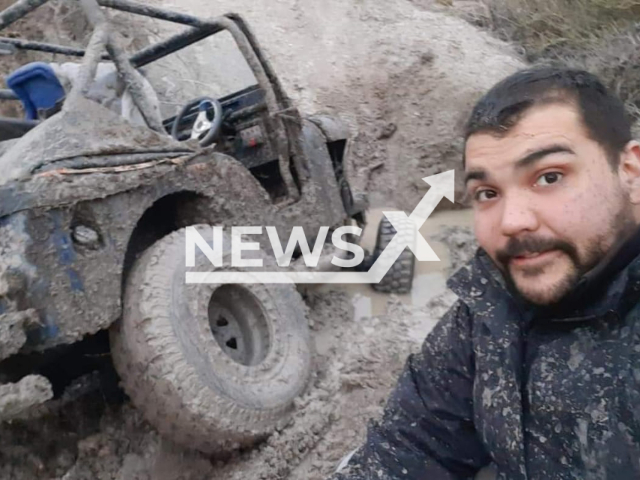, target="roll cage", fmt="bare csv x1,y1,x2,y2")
0,0,303,200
